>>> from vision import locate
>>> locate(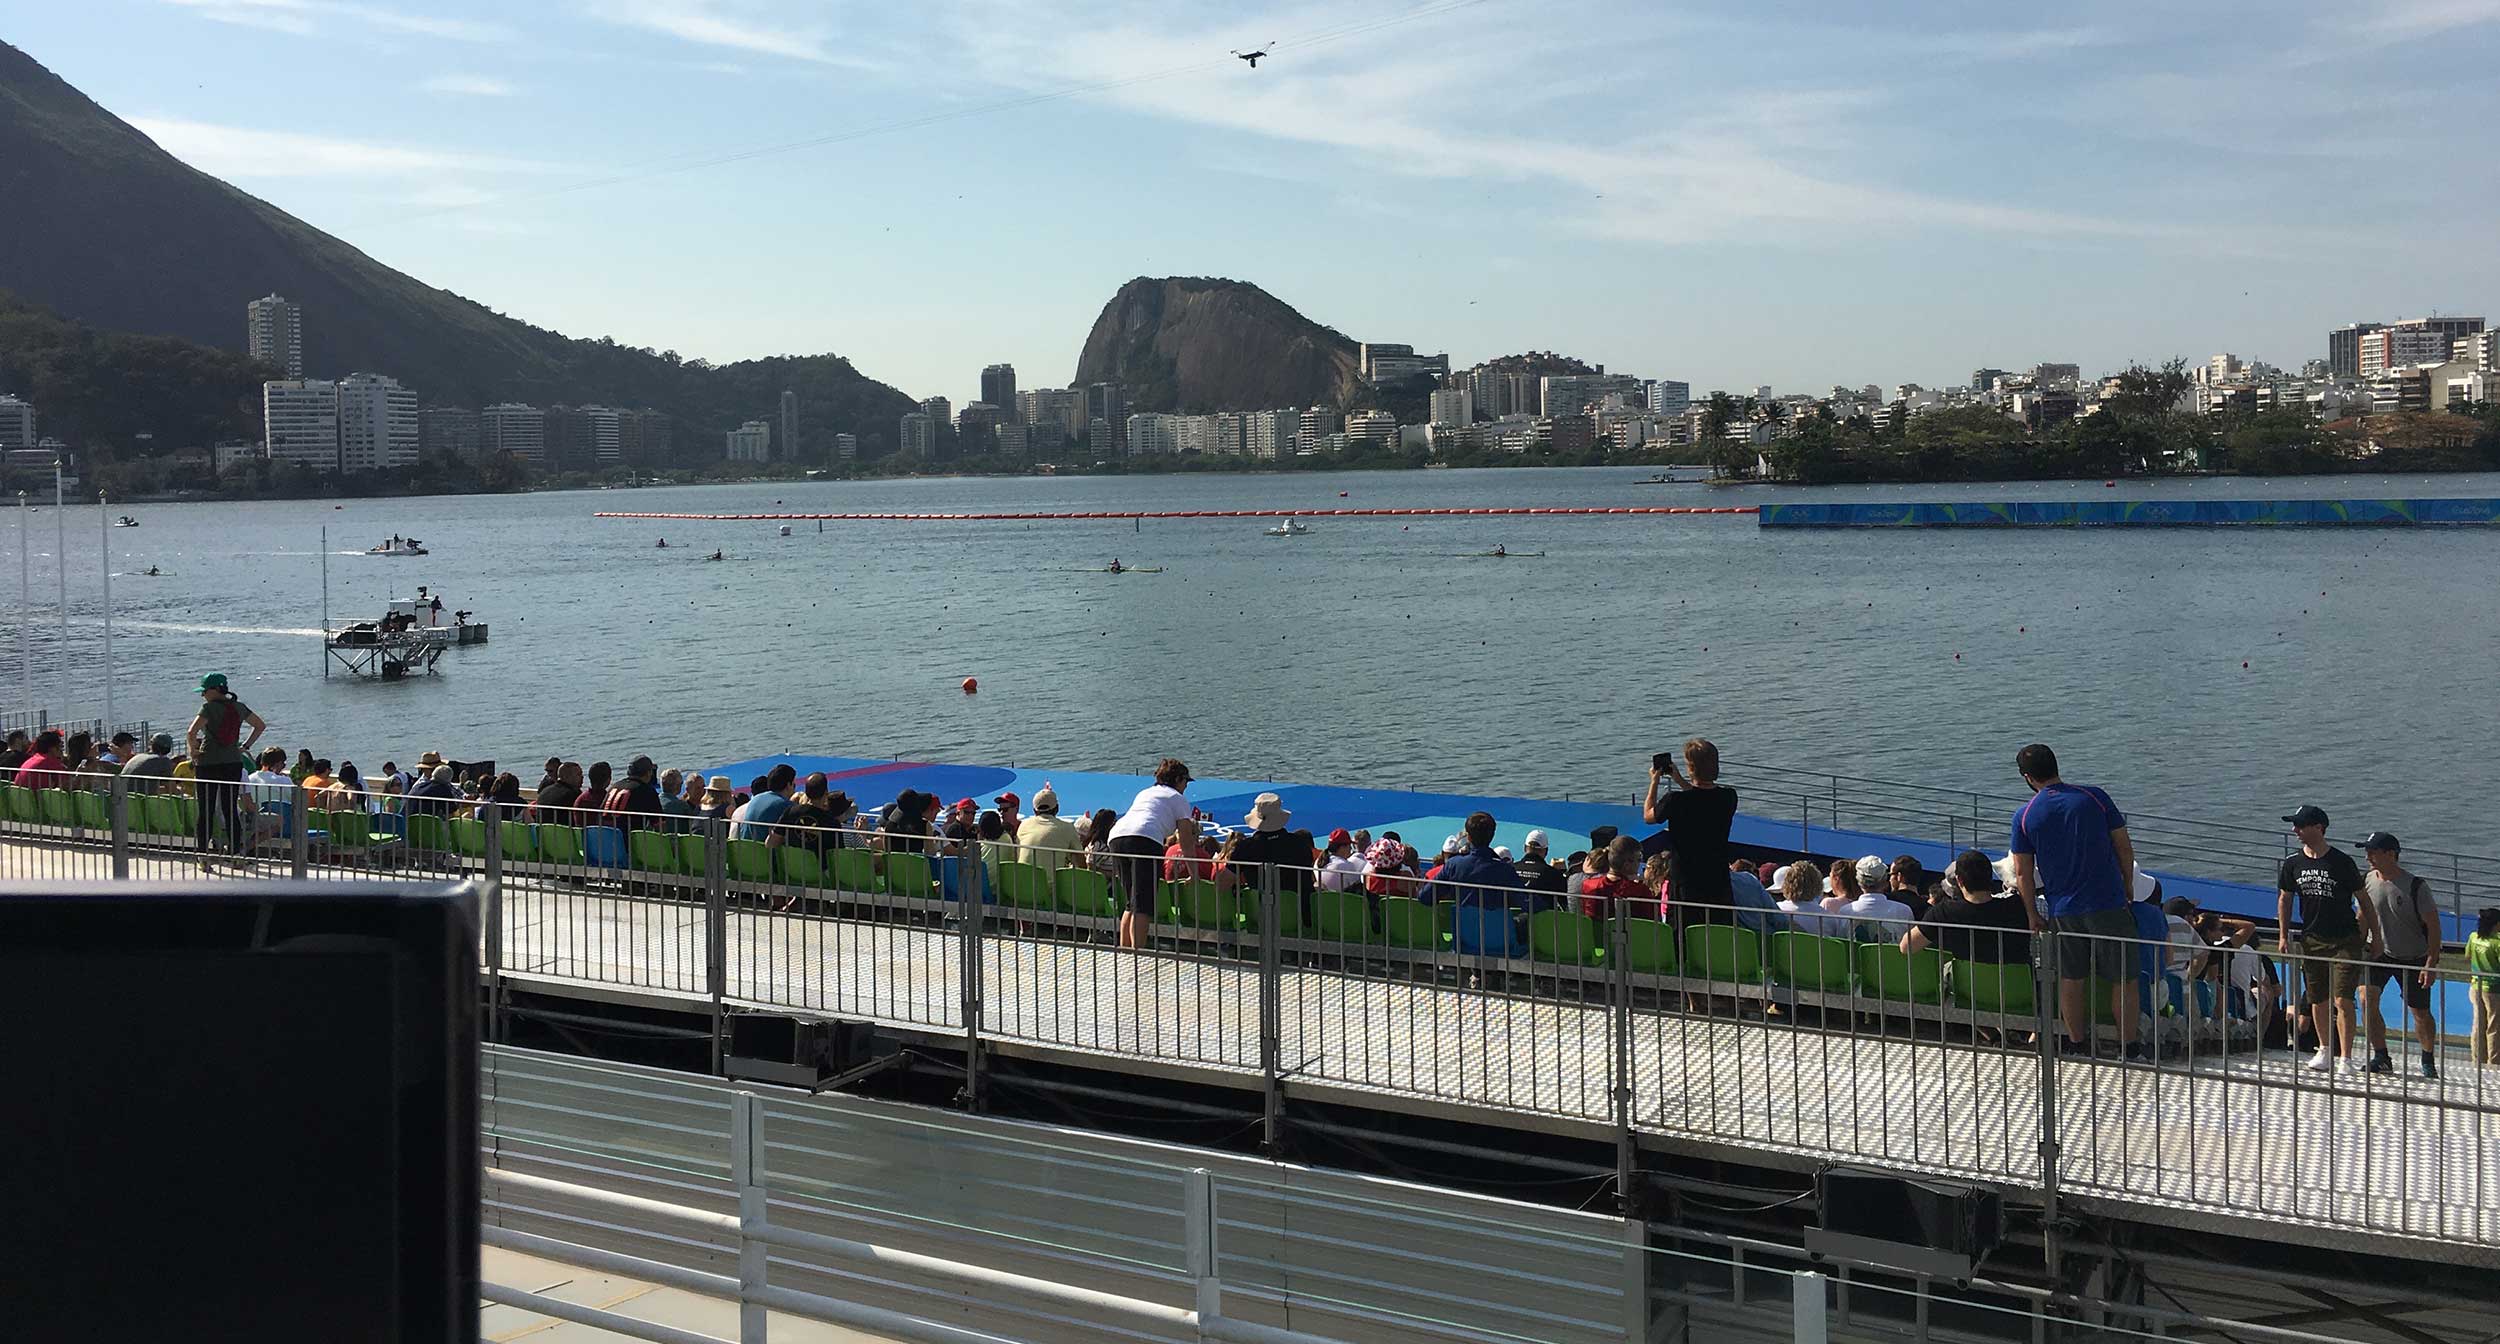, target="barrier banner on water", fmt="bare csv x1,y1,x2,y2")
1756,498,2500,528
